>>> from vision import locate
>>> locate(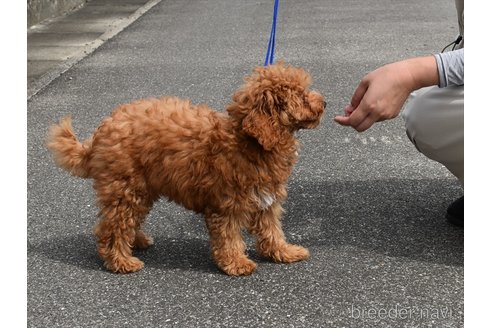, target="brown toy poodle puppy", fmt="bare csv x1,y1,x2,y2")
47,62,325,276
